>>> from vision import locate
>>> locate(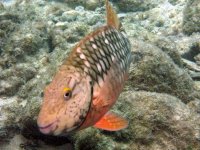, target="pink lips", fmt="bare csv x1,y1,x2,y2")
38,121,57,134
